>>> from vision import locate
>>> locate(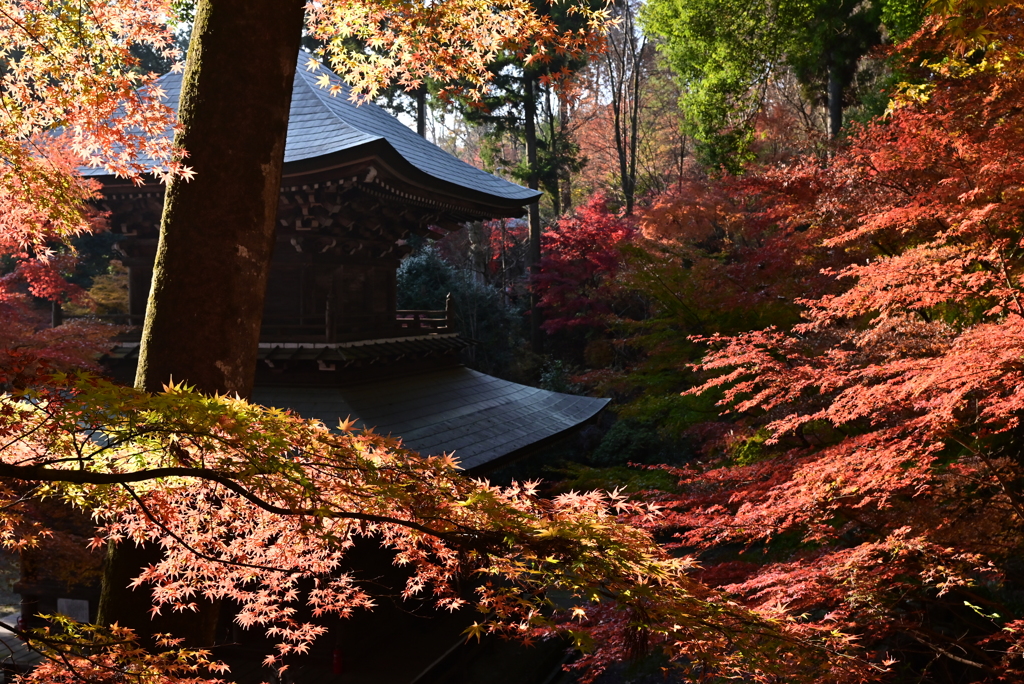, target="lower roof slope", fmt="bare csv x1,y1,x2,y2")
252,366,609,472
